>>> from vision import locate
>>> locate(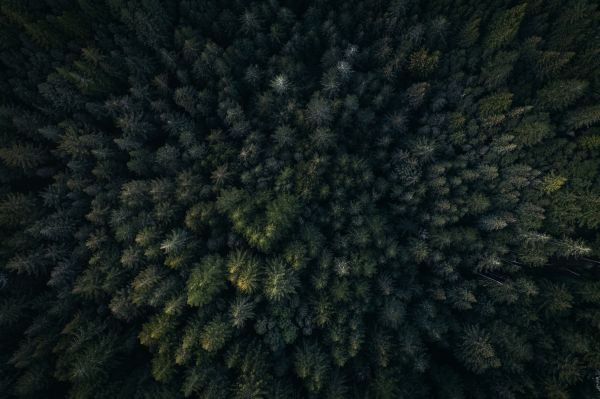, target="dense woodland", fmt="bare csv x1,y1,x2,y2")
1,0,600,398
